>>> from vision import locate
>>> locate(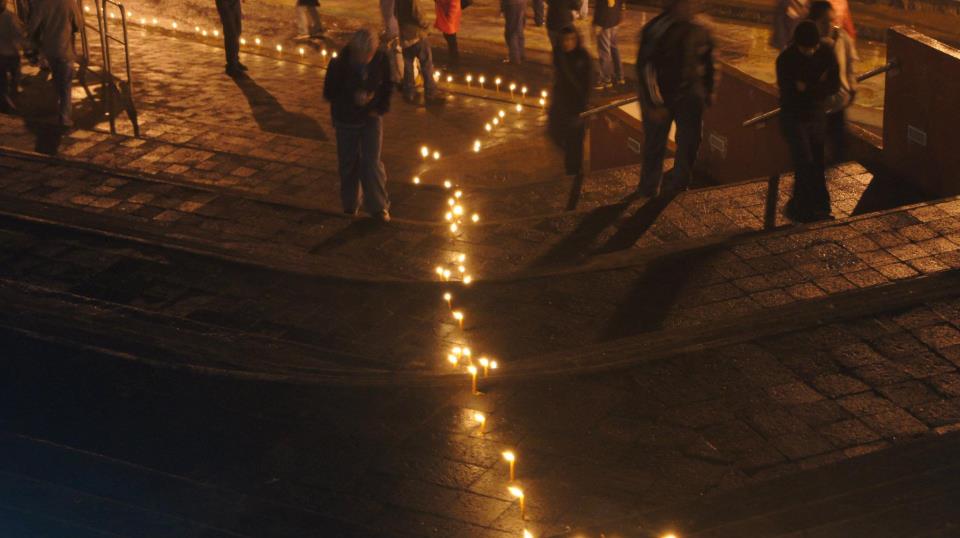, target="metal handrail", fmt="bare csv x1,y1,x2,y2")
579,96,640,119
741,60,898,128
80,0,139,136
